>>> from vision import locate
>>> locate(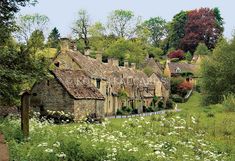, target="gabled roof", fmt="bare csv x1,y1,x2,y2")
51,69,104,100
144,58,163,75
168,62,196,74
